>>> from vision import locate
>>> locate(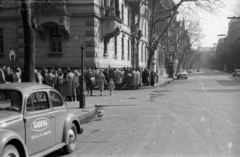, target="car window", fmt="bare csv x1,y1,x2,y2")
26,92,49,112
50,91,63,107
0,90,22,112
178,69,186,73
